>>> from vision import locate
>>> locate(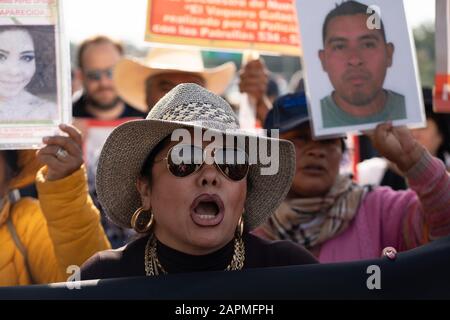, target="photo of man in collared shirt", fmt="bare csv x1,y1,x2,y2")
318,0,406,128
